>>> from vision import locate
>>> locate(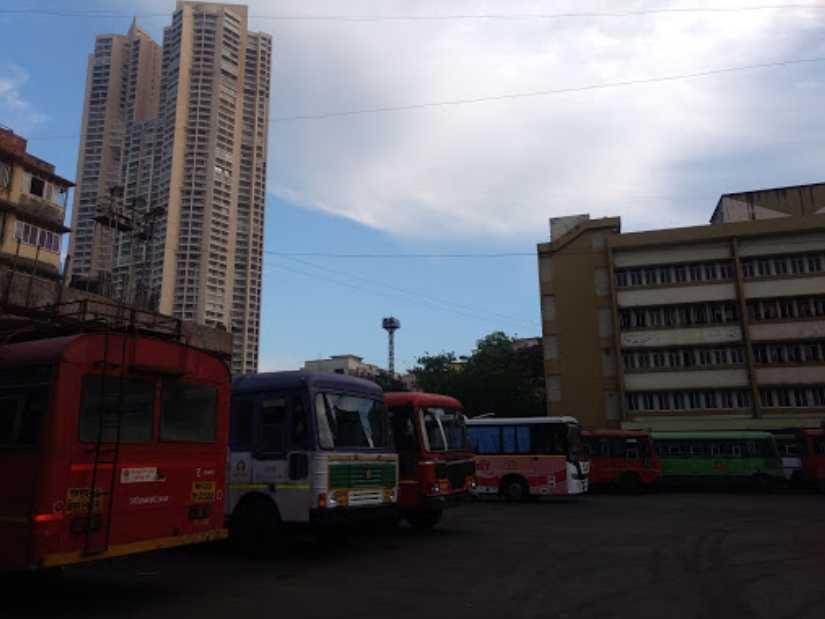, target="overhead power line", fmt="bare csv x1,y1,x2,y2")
265,260,539,332
279,254,535,327
269,56,825,122
1,5,823,21
23,55,825,140
265,251,534,258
